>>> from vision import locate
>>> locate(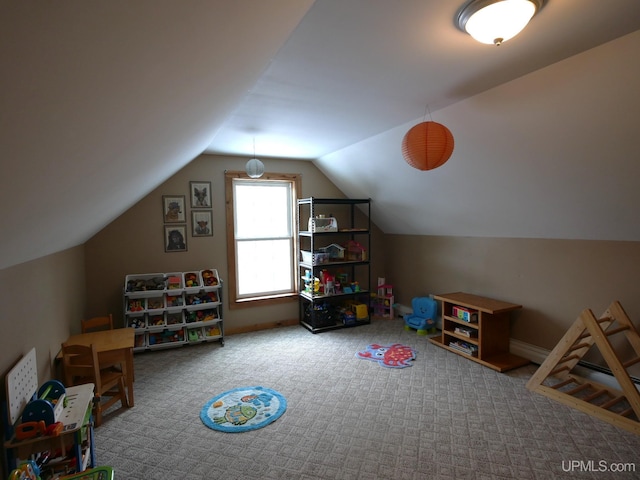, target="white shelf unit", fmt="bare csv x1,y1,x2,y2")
123,269,224,351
